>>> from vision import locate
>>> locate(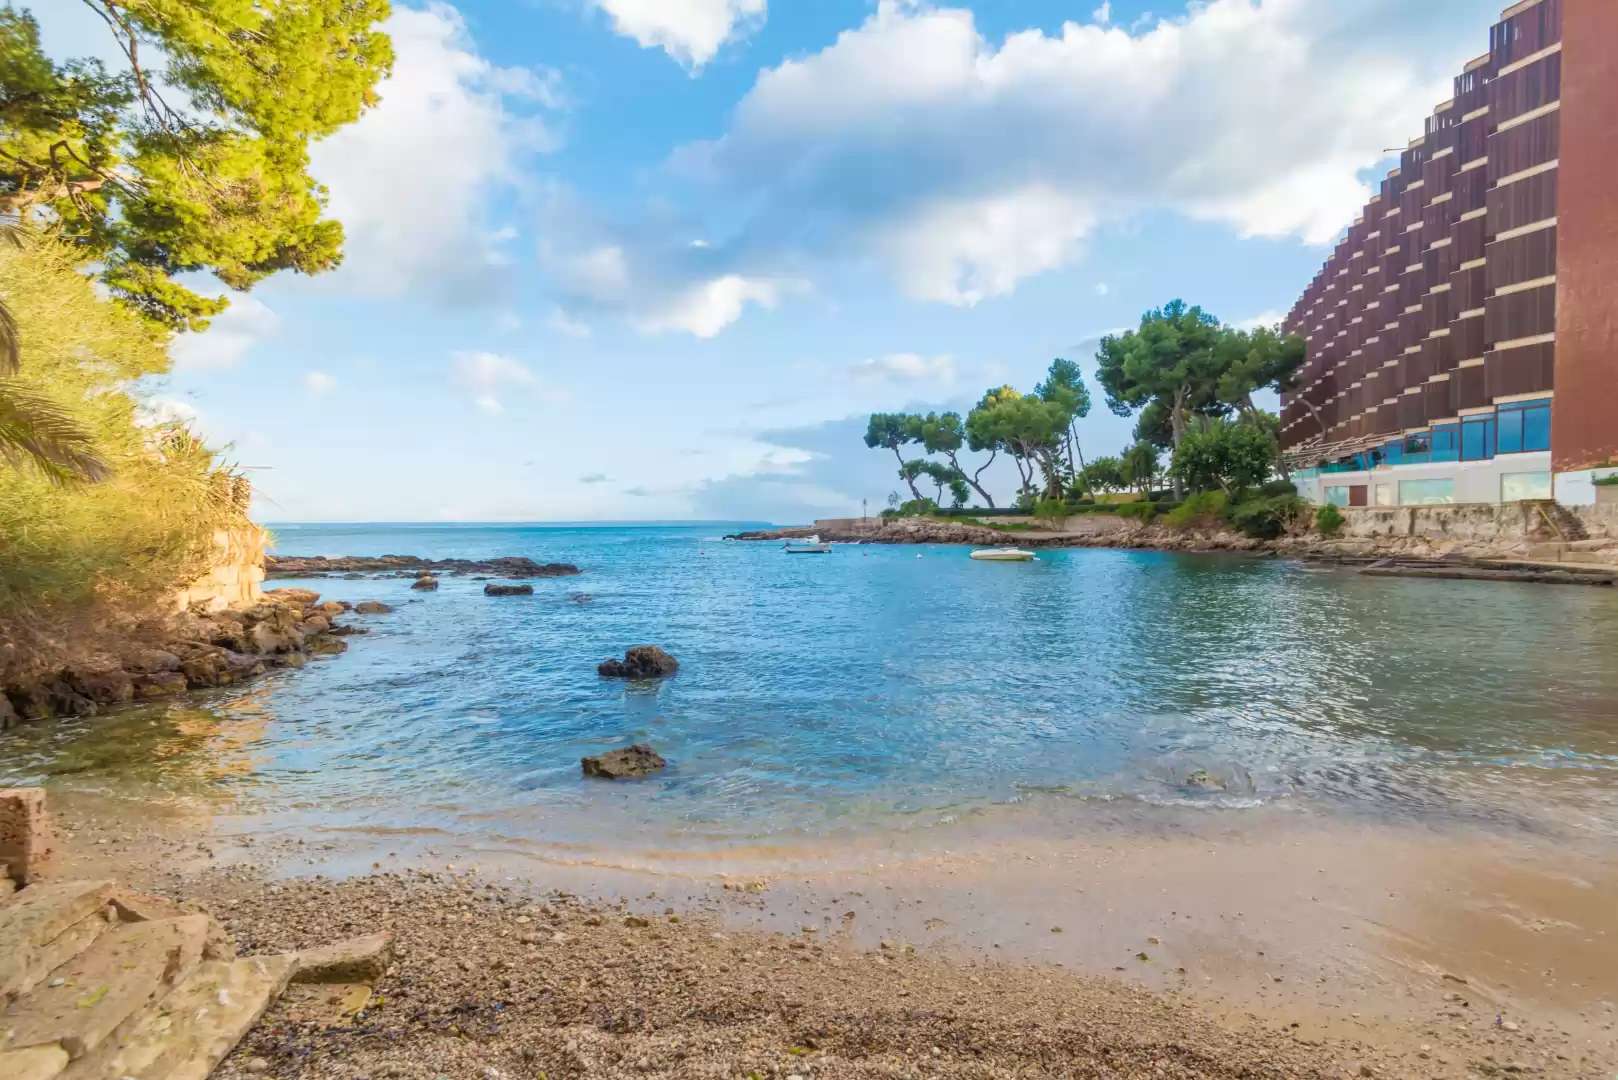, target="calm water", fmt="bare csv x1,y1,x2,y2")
5,523,1618,852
